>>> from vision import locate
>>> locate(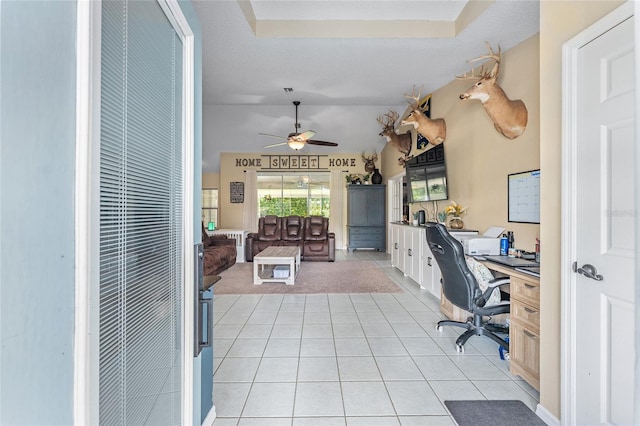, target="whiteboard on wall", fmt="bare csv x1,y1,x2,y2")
508,169,540,223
